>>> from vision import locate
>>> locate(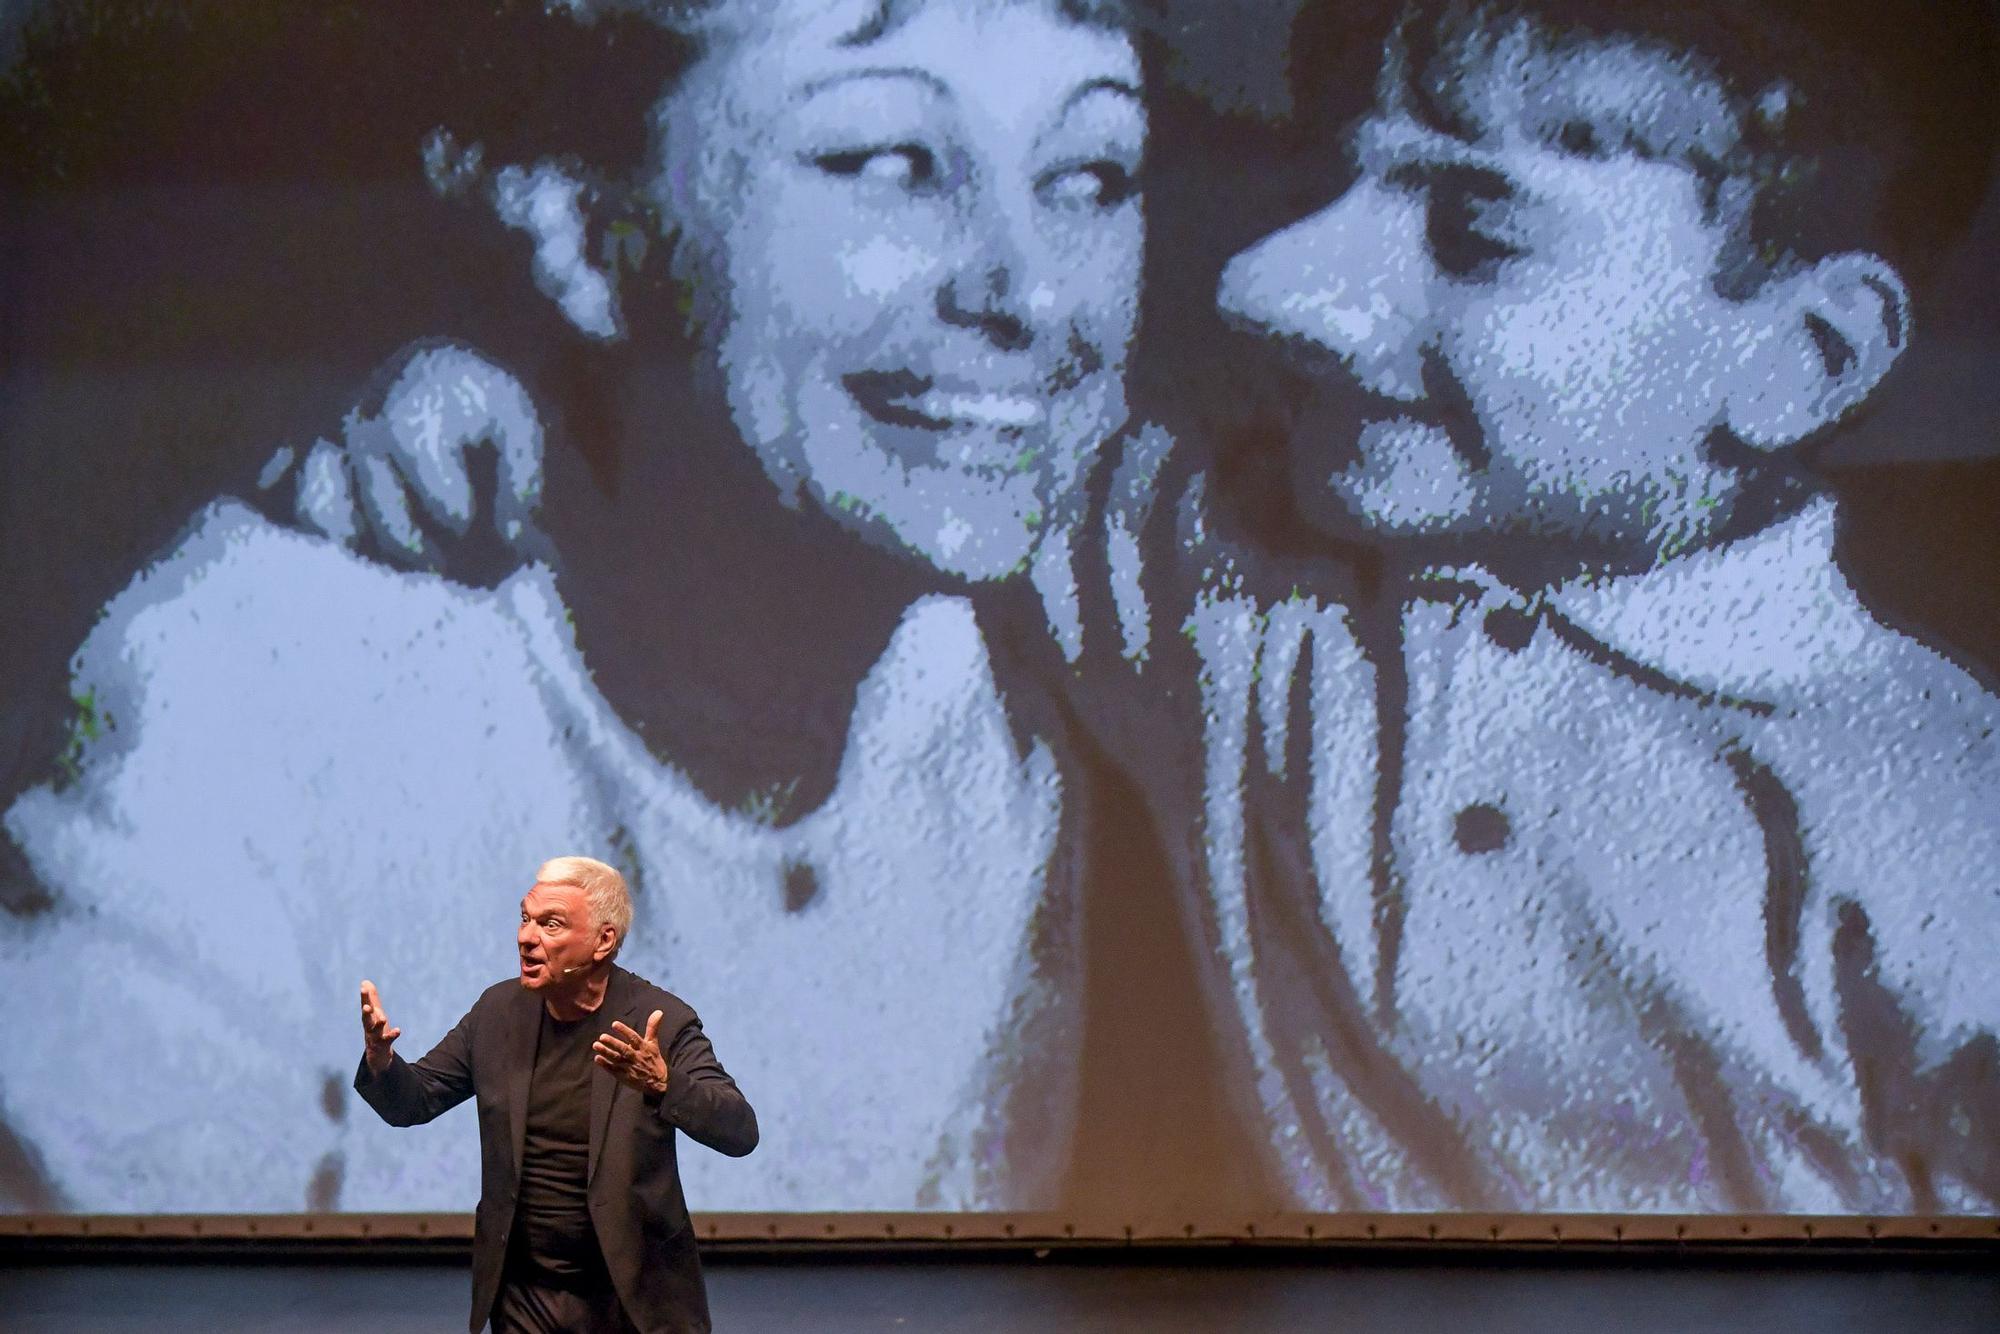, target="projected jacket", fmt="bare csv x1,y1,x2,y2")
1,498,1071,1215
355,965,754,1334
1181,495,2000,1214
